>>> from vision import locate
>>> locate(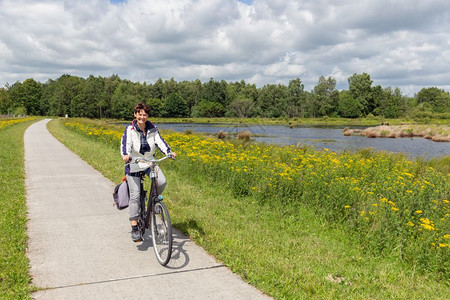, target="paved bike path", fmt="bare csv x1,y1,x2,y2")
25,119,270,299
